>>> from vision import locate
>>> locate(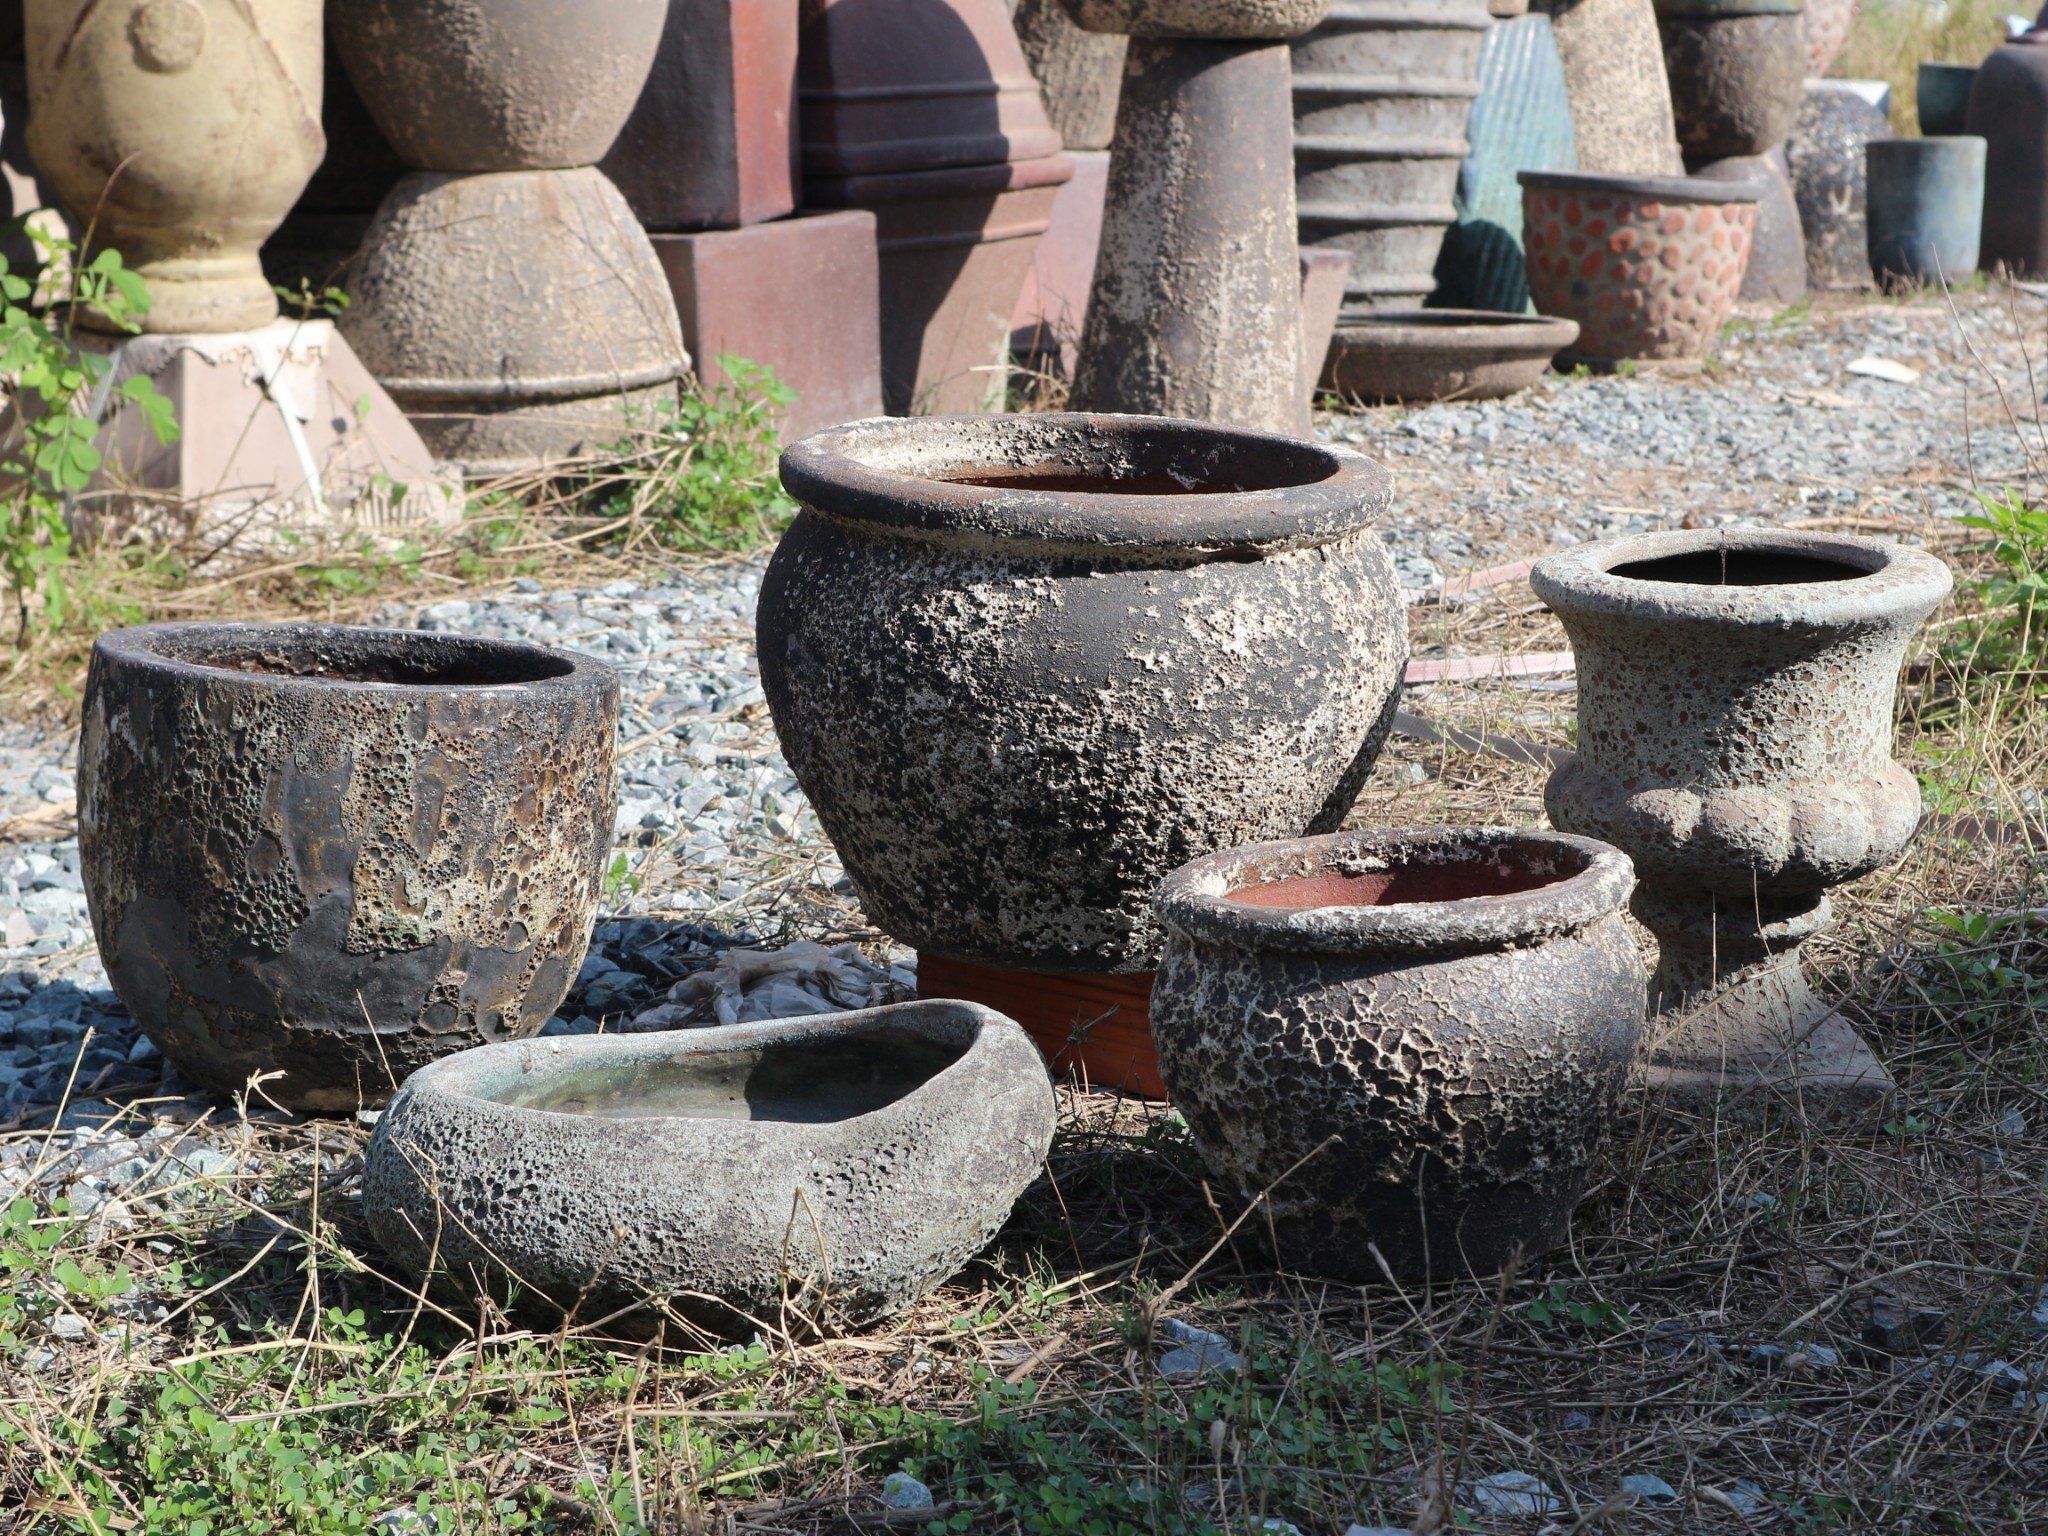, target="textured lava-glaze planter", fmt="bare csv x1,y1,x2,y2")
759,413,1408,973
1519,169,1757,373
79,623,618,1113
1866,136,1985,291
1533,529,1951,1109
1653,0,1806,163
1322,310,1578,402
1151,826,1644,1281
364,1001,1055,1333
1968,33,2048,278
1788,79,1890,288
25,0,324,333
